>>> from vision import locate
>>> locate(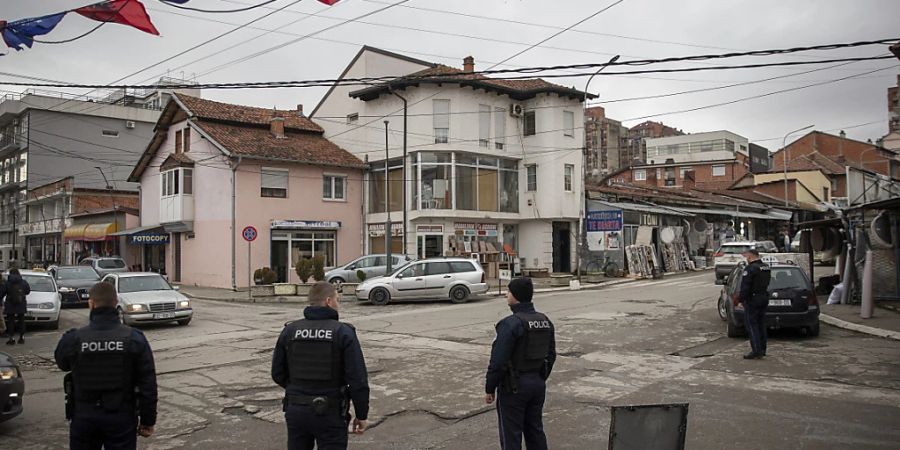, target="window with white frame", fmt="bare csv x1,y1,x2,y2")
479,104,491,147
433,99,450,144
679,166,694,178
261,167,289,198
526,164,537,191
563,111,575,137
712,164,726,177
564,164,574,191
494,107,506,149
634,169,647,181
322,174,346,200
161,168,192,197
